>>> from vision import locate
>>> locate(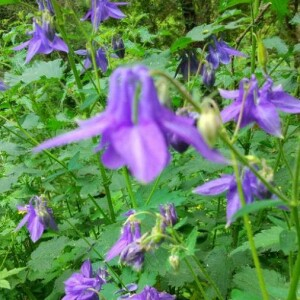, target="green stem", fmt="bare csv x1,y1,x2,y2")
184,257,209,300
192,255,224,300
96,158,115,222
145,174,161,205
123,167,138,208
88,194,112,224
231,154,269,300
